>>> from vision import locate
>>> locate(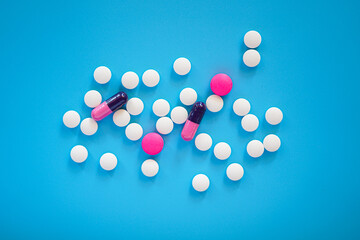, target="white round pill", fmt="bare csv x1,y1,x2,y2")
170,106,188,124
113,109,131,127
126,97,144,115
192,174,210,192
265,107,283,125
121,71,139,89
241,114,259,132
180,88,197,106
152,99,170,117
243,49,261,67
244,30,262,48
94,66,111,84
226,163,244,181
80,118,98,136
263,134,281,152
100,153,117,171
173,57,191,75
70,145,88,163
195,133,212,151
142,69,160,87
156,117,174,135
125,123,143,141
141,159,159,177
214,142,231,160
63,110,80,128
84,90,102,108
233,98,251,116
206,95,223,113
247,140,264,158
